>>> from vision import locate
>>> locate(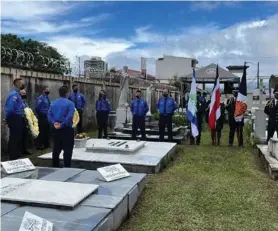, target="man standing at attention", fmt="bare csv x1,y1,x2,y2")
35,86,51,150
264,84,278,142
226,88,244,147
130,89,149,140
48,86,75,168
4,78,25,160
157,88,178,141
69,84,86,133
